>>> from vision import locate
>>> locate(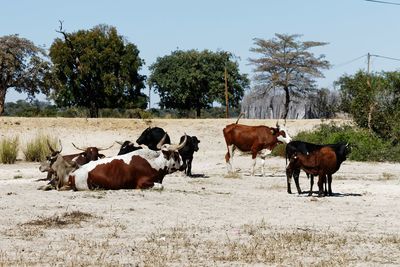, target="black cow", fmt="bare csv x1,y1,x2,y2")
286,141,350,196
116,141,143,155
178,135,200,176
136,127,171,150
